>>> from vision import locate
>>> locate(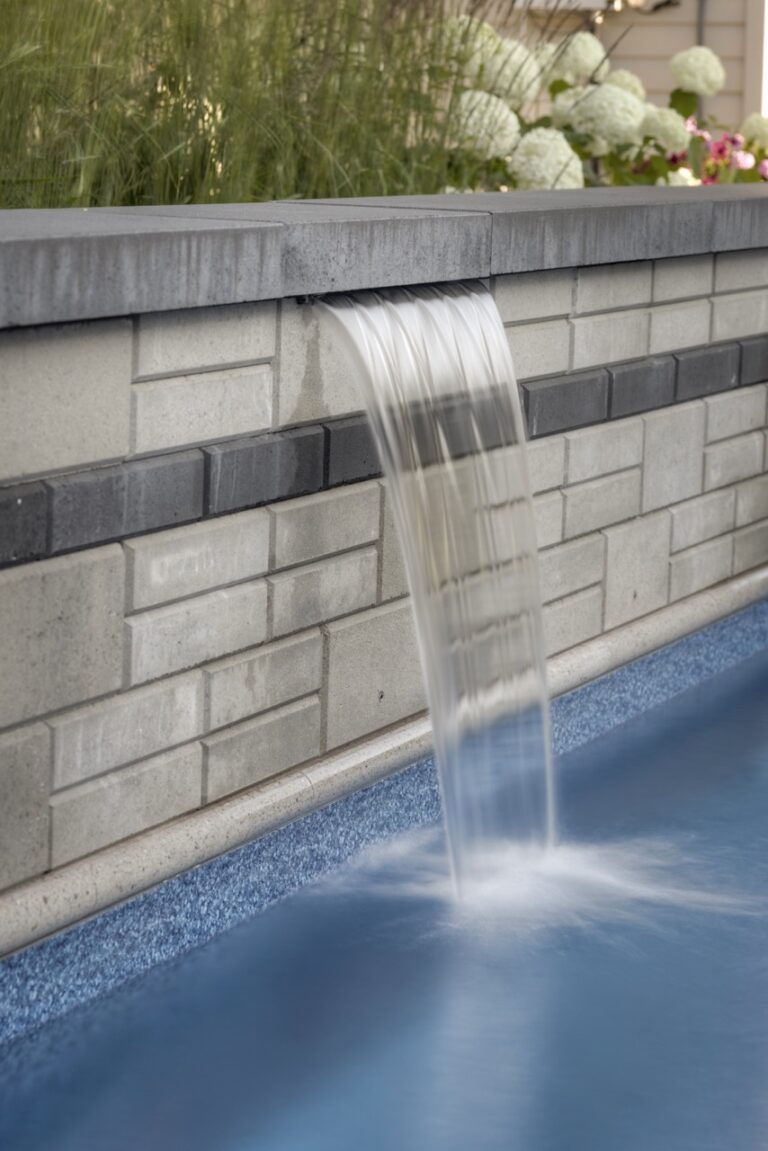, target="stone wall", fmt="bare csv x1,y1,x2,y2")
1,191,767,950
